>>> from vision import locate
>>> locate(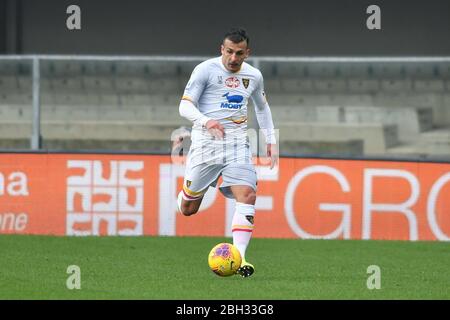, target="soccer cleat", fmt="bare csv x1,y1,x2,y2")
236,260,254,278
